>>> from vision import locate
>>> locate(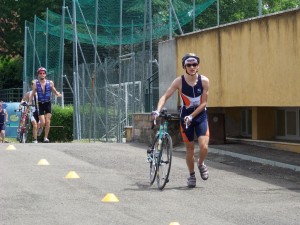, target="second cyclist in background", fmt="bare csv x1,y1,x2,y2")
20,80,40,143
152,53,209,188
